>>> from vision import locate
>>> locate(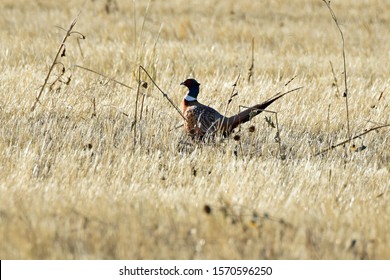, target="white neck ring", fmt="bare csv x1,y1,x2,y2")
184,95,197,102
